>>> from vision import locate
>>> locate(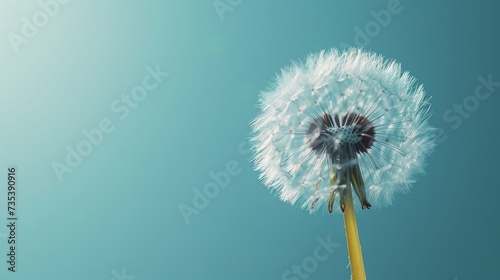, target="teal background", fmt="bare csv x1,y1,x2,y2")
0,0,499,279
